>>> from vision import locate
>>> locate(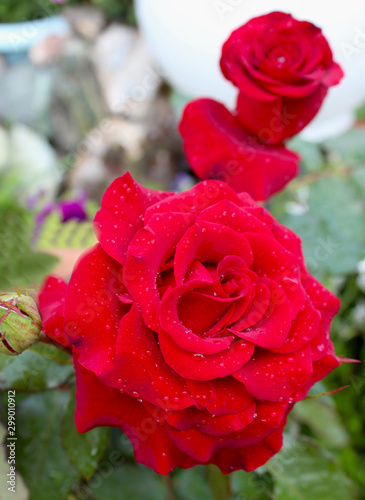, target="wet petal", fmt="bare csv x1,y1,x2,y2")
94,172,171,265
234,345,313,401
